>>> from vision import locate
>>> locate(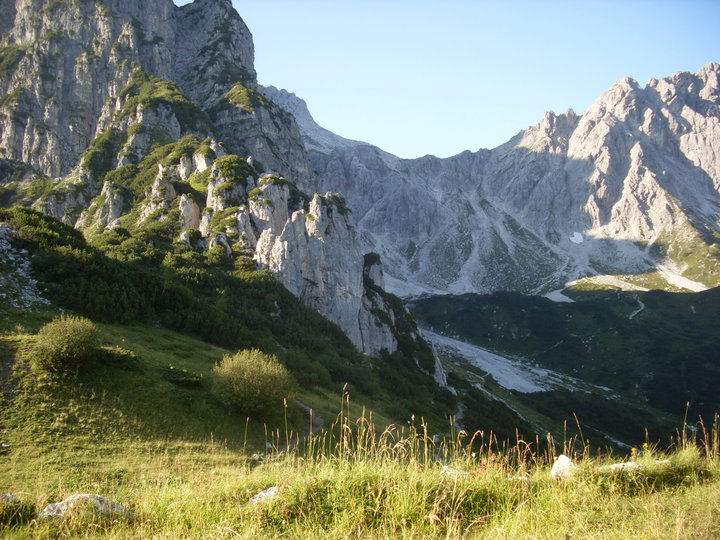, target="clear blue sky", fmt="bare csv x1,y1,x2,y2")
177,1,720,159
